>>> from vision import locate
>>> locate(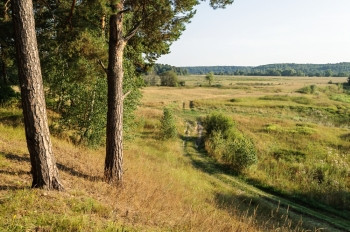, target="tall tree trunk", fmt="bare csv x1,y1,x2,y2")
104,7,126,184
12,0,64,190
